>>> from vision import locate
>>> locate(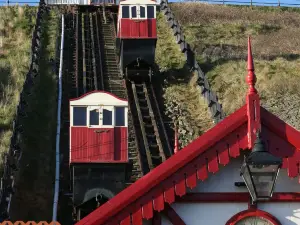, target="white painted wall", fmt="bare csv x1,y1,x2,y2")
161,153,300,225
188,152,300,193
171,203,248,225
259,203,300,225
